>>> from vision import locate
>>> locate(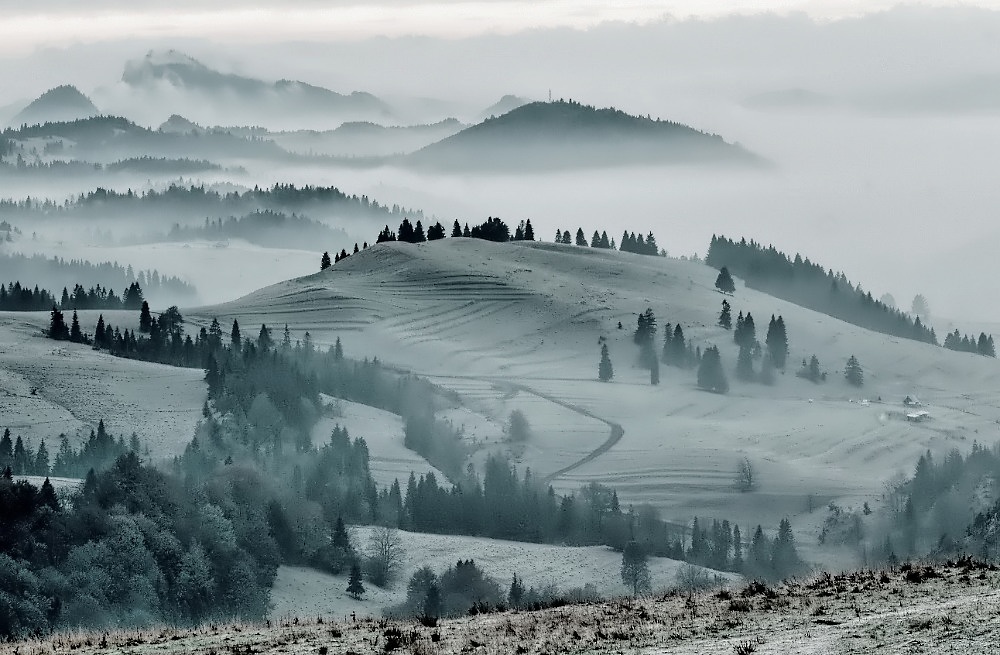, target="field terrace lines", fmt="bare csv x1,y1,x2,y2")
202,239,1000,534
